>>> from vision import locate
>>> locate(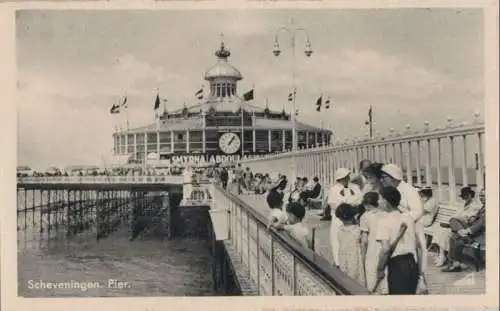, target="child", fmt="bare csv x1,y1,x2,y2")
270,201,311,249
335,203,366,286
359,192,388,294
